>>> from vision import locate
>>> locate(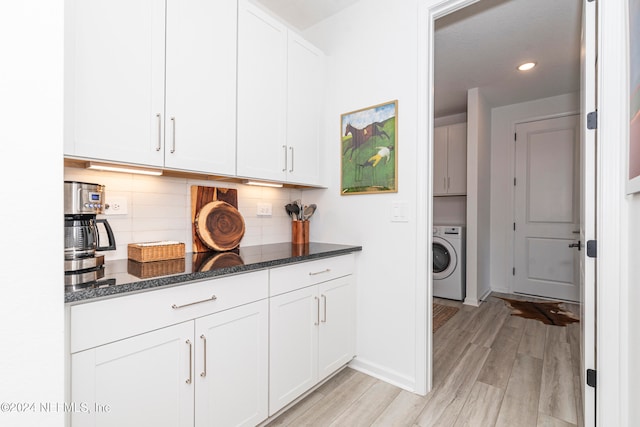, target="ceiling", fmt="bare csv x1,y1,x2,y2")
253,0,362,31
255,0,582,118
